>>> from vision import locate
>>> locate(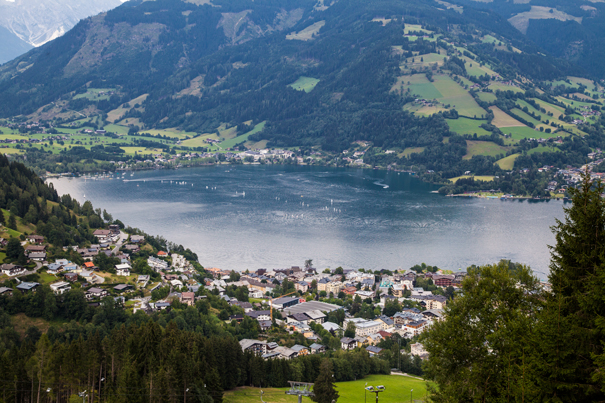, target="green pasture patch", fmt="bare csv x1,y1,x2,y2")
104,124,130,135
219,121,266,149
73,88,116,101
526,146,561,155
481,35,500,44
141,129,197,139
398,74,443,99
500,126,556,140
404,24,432,34
495,153,519,170
477,92,497,103
224,374,429,403
431,75,486,117
463,140,509,160
449,175,496,183
400,147,425,157
107,94,148,123
0,127,21,135
447,118,491,136
488,83,523,93
510,108,543,126
181,134,217,148
0,147,24,155
289,76,320,93
556,96,599,109
403,53,445,71
120,147,164,155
